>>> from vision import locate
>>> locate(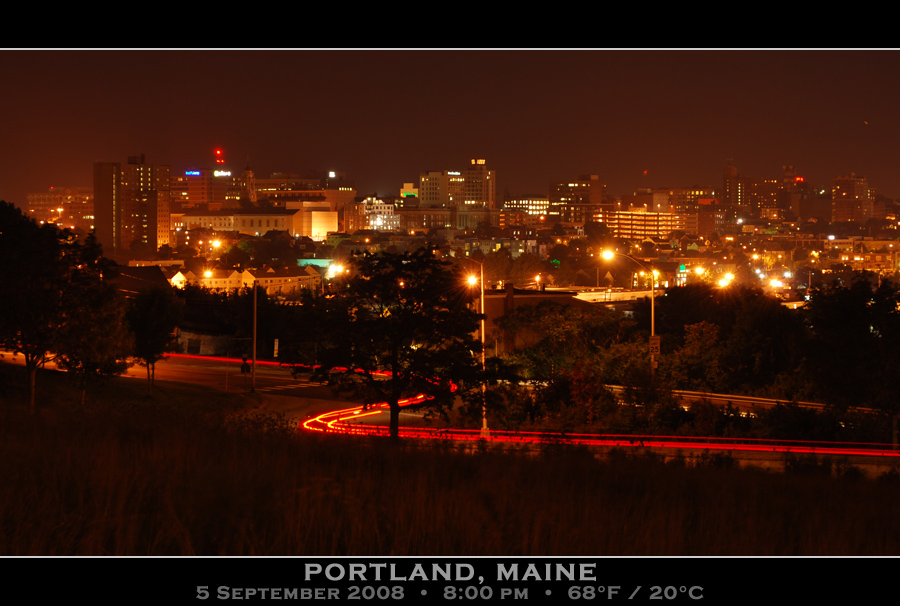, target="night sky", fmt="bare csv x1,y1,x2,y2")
2,49,899,206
